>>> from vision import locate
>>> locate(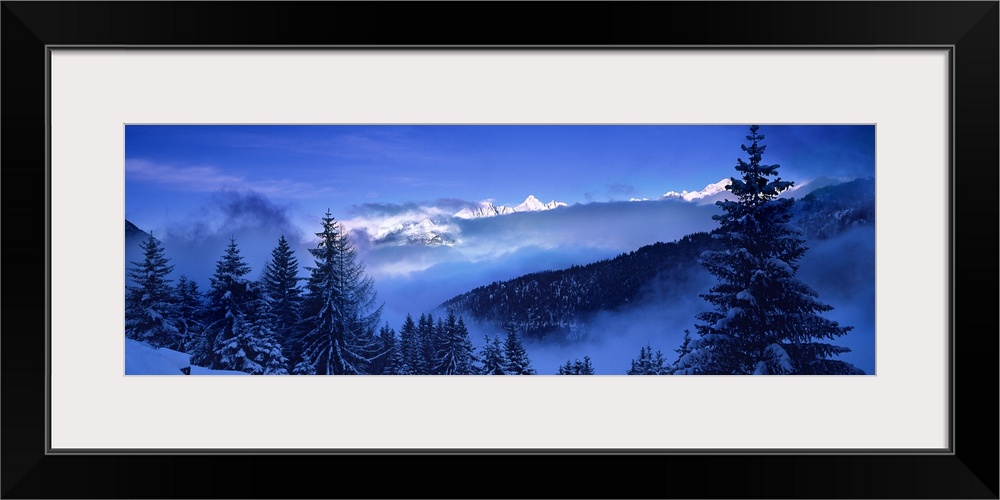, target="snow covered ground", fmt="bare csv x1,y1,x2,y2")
125,339,247,375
